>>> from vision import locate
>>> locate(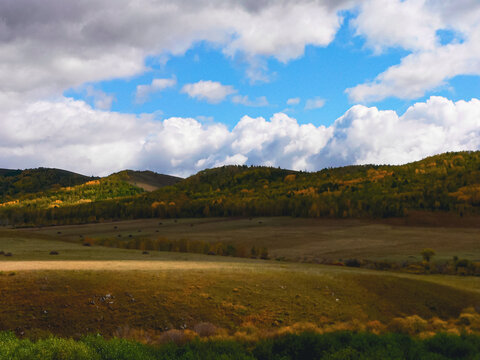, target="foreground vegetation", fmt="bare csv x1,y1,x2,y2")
2,331,480,360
